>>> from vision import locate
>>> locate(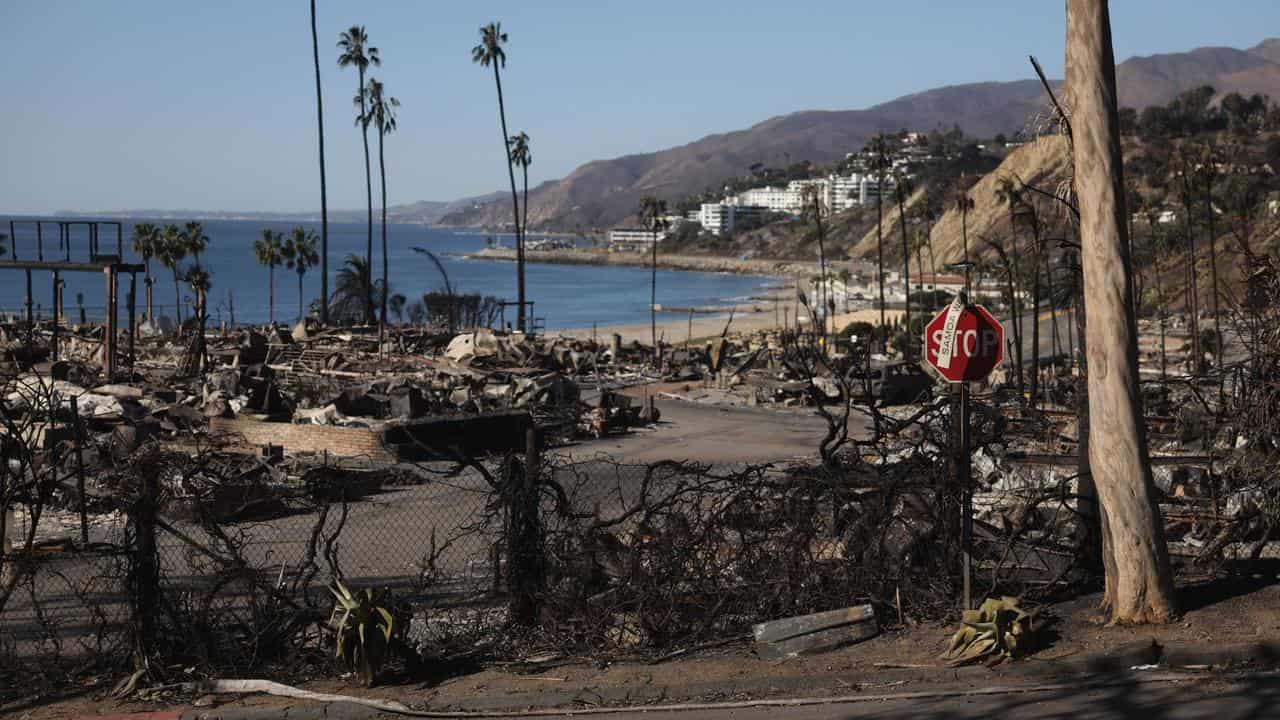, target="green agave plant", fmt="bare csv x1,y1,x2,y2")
331,581,402,686
942,596,1034,667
